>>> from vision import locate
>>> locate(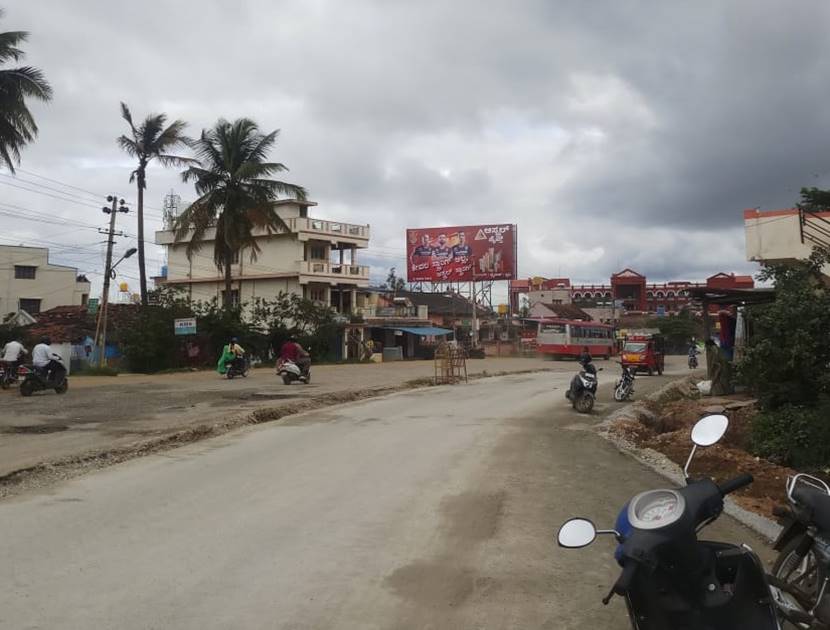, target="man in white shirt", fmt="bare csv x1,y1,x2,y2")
32,336,62,380
2,339,26,363
1,339,27,379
